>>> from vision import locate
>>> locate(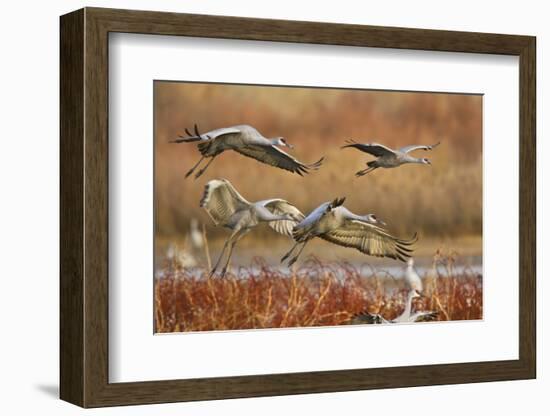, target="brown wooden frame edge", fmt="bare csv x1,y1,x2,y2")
60,7,536,408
